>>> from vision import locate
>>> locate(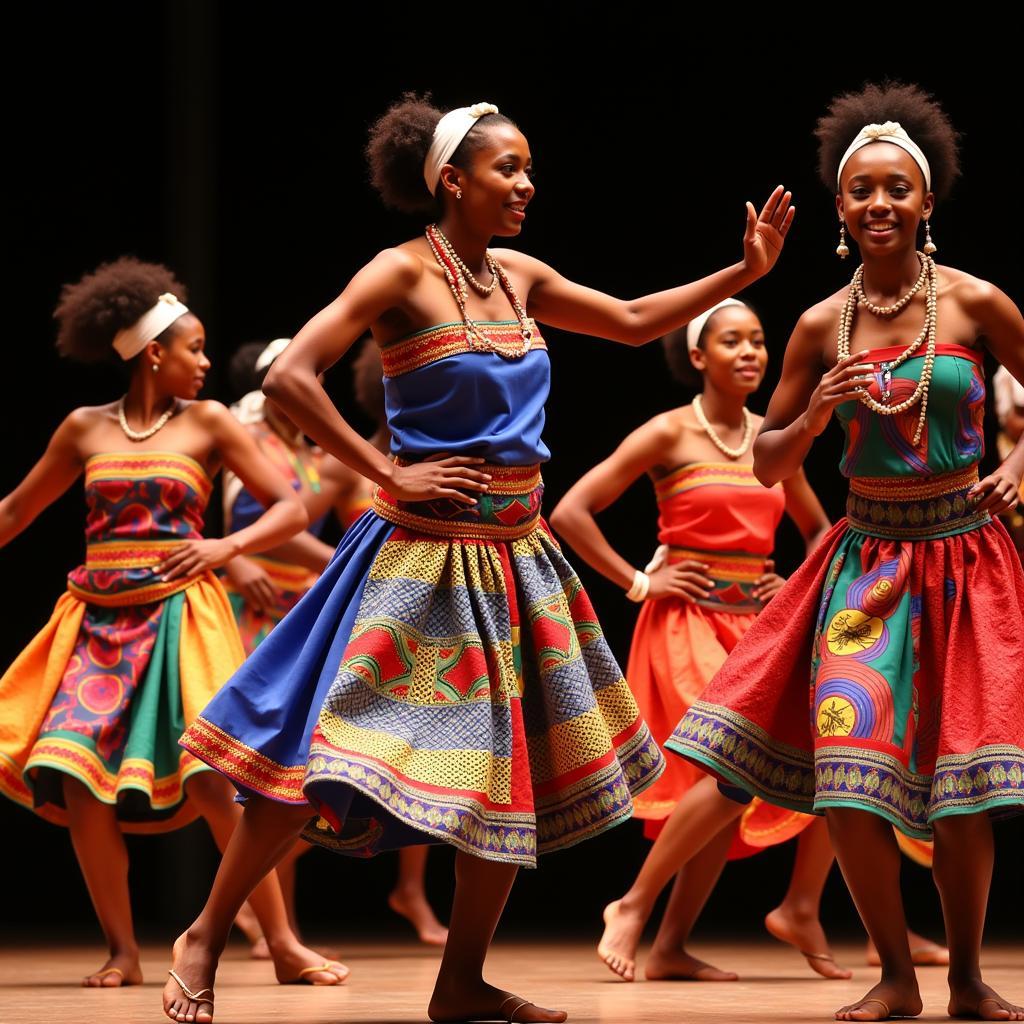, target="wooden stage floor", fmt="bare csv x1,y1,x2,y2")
0,937,1021,1024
